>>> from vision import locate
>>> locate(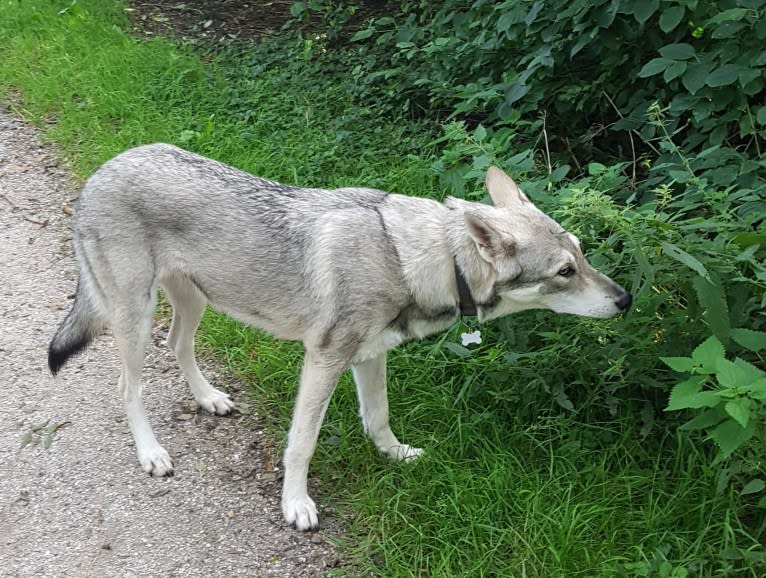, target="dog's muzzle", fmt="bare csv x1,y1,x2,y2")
615,291,632,311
